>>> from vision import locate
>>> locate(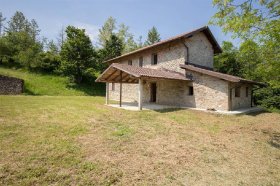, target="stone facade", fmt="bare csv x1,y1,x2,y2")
230,83,252,110
106,31,252,111
116,32,214,74
0,75,24,95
